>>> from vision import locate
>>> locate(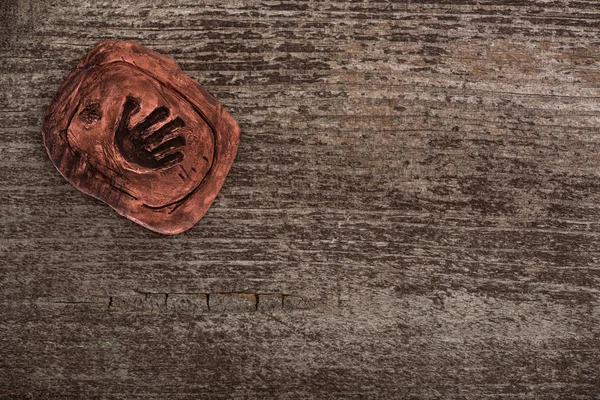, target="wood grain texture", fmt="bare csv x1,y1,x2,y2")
1,0,599,398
